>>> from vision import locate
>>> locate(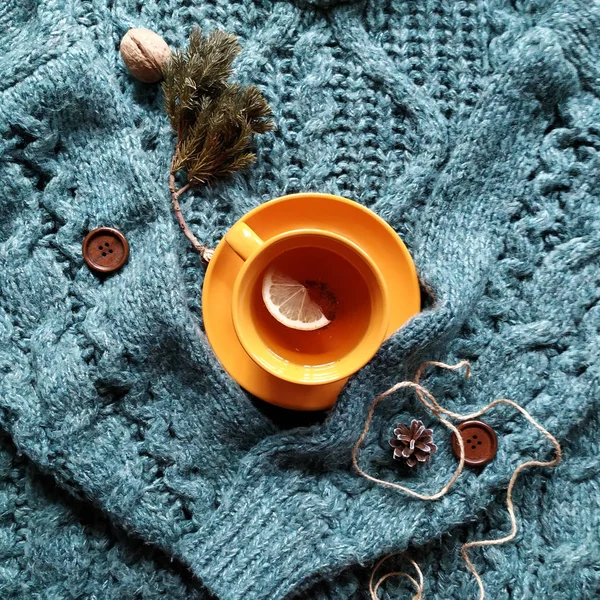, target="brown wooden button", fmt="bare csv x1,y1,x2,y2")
82,227,129,274
451,420,497,467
